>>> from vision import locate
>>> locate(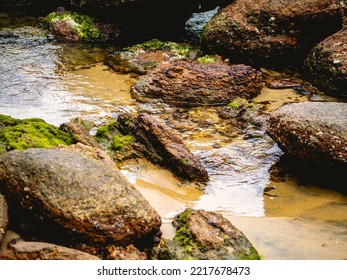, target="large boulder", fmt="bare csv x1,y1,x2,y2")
152,209,260,260
131,60,263,106
0,195,8,244
267,102,347,171
303,28,347,98
0,148,162,249
201,0,343,66
0,241,101,260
